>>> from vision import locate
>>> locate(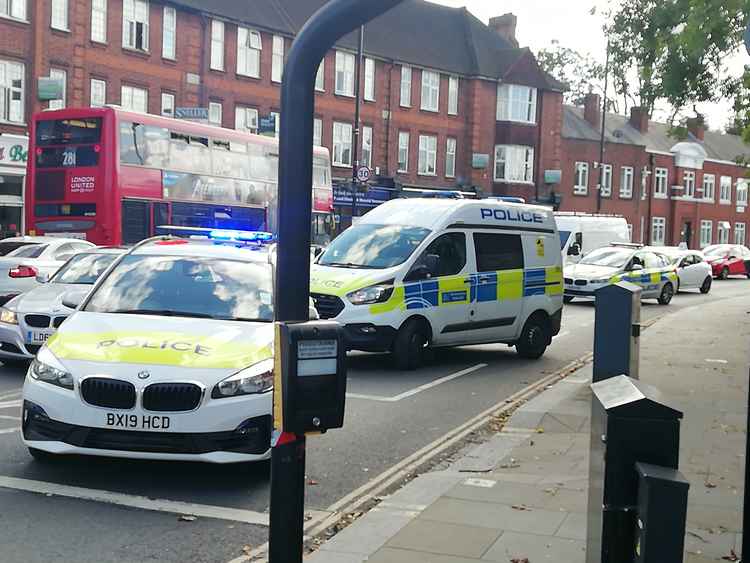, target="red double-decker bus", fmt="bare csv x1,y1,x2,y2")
25,107,334,245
